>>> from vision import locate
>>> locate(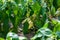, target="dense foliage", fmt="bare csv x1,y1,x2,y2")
0,0,60,40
